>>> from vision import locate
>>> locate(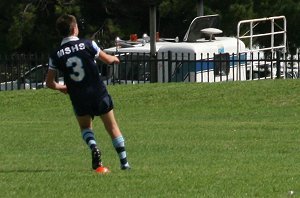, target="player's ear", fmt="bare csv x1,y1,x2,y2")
74,24,79,36
70,24,78,36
